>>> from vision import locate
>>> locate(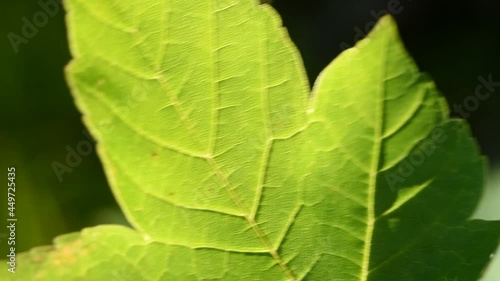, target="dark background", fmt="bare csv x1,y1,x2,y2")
0,0,499,278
